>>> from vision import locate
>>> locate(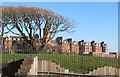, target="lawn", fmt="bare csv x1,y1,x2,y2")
1,54,120,73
